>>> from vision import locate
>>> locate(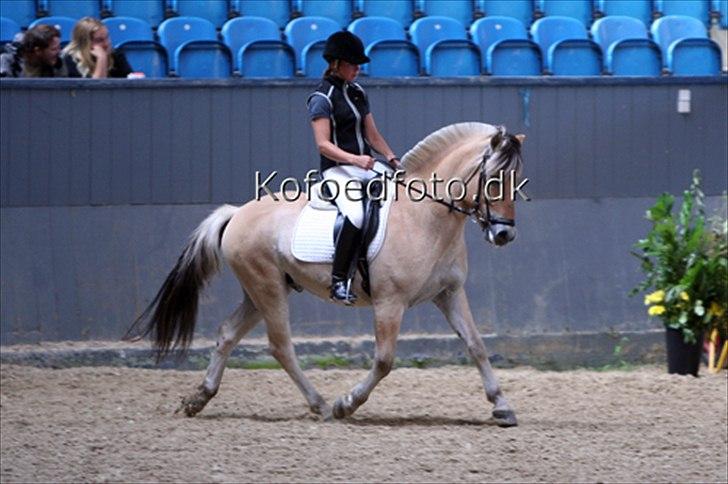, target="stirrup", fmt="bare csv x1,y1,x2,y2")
330,278,356,305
